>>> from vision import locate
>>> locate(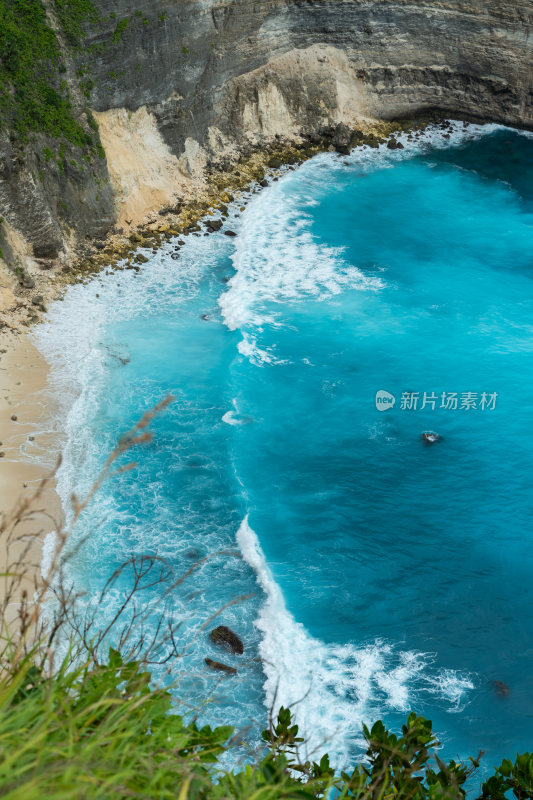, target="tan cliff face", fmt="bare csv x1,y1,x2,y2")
0,0,531,283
